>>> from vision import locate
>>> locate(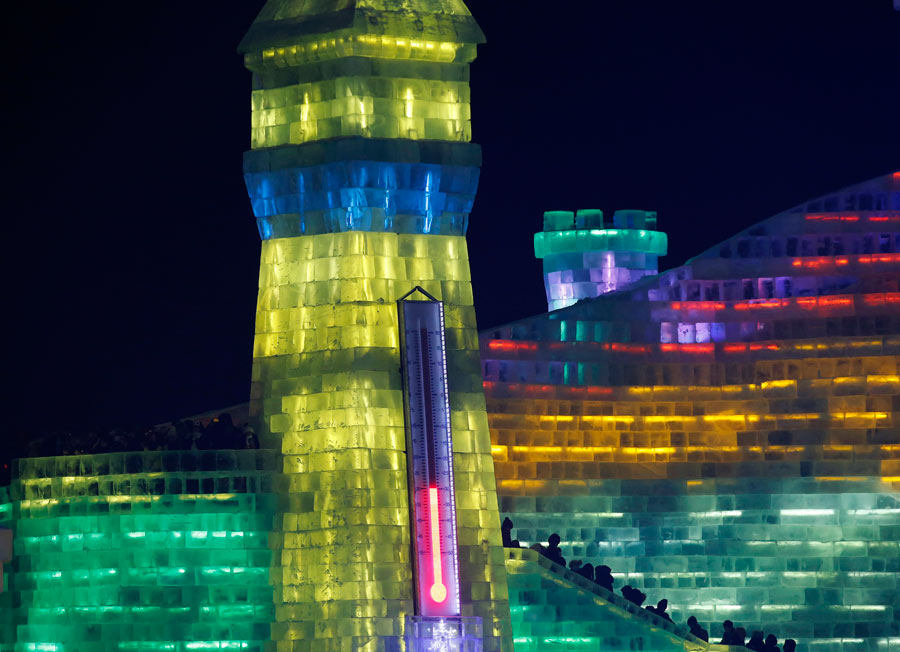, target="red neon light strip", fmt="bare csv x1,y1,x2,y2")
792,253,900,269
805,213,900,222
670,301,727,311
805,214,860,222
488,340,539,352
428,487,447,604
